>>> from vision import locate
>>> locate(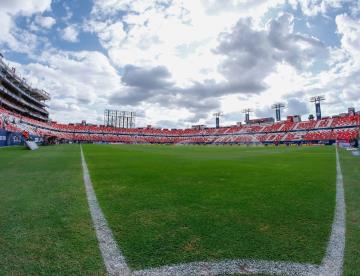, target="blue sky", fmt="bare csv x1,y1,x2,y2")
0,0,360,127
